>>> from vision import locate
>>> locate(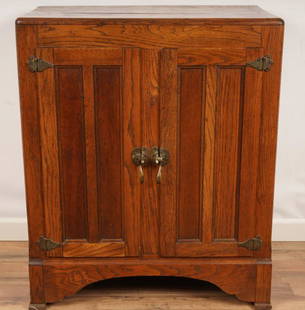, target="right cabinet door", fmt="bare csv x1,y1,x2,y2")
159,48,264,257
